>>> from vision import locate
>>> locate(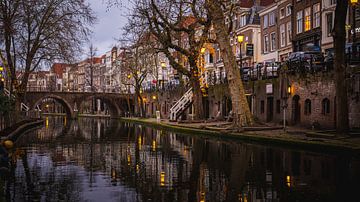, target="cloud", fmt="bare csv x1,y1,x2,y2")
85,0,129,57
